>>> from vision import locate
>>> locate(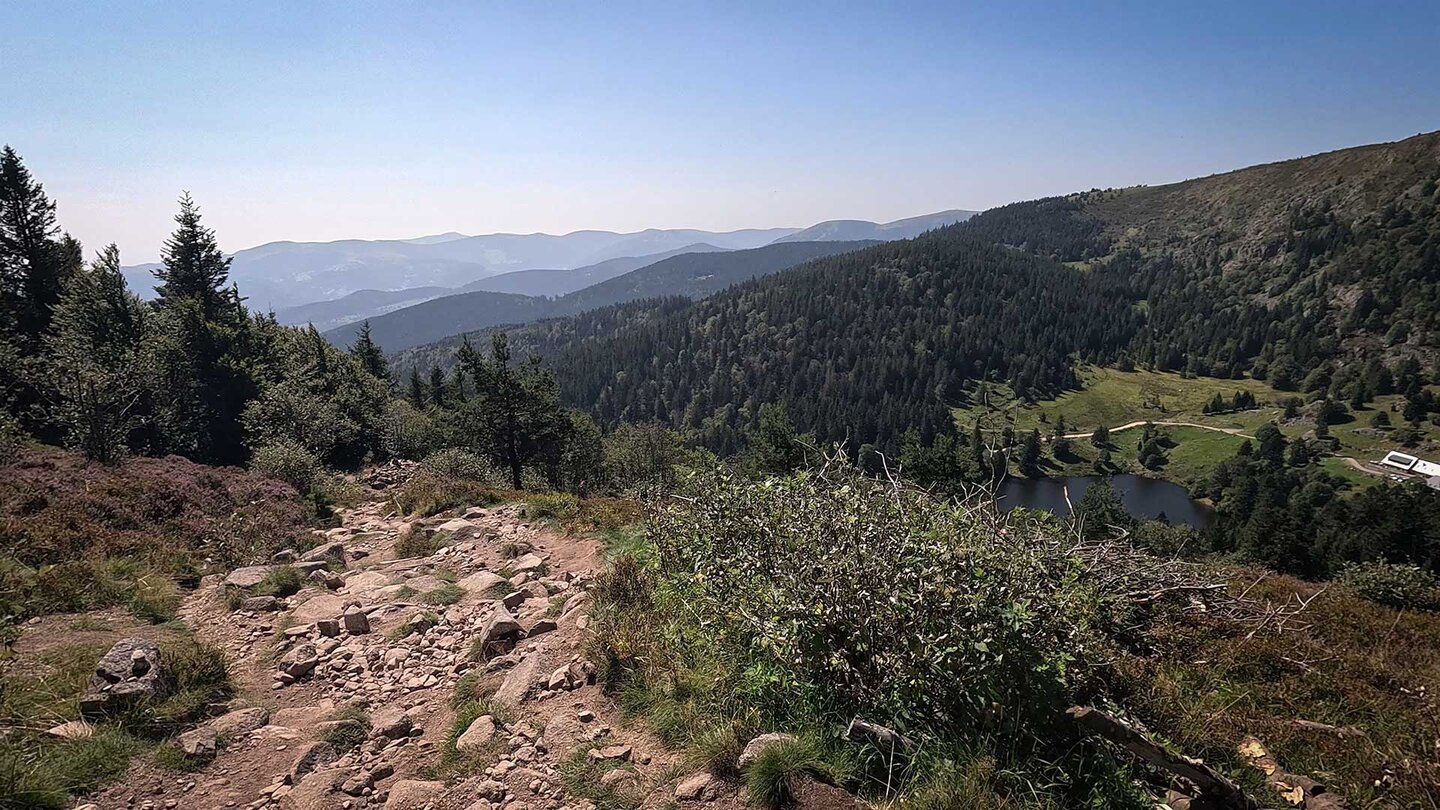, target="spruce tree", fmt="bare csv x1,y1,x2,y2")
459,332,566,489
408,367,426,408
350,320,390,382
154,192,236,320
429,366,447,408
0,145,73,349
43,244,147,462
